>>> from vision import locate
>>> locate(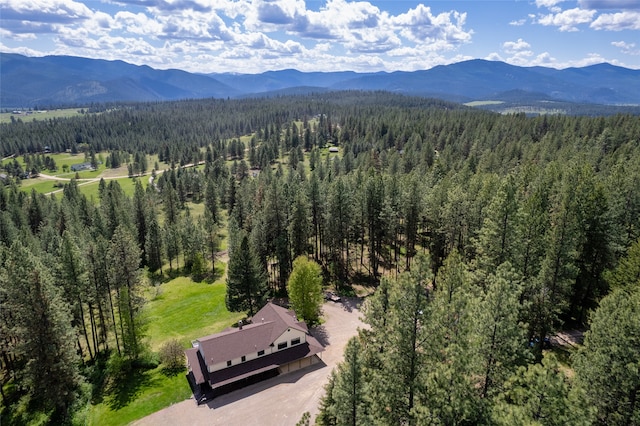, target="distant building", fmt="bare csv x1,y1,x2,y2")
185,302,324,403
328,146,339,153
70,162,94,172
